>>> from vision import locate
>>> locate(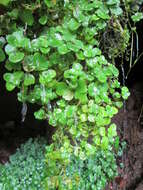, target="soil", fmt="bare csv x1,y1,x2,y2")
0,81,143,190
